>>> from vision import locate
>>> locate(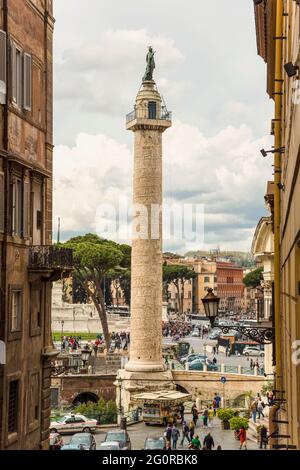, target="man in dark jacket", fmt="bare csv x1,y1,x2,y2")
203,432,215,450
260,425,268,450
